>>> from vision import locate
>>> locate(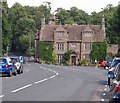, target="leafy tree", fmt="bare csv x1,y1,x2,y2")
2,1,12,54
19,30,35,55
